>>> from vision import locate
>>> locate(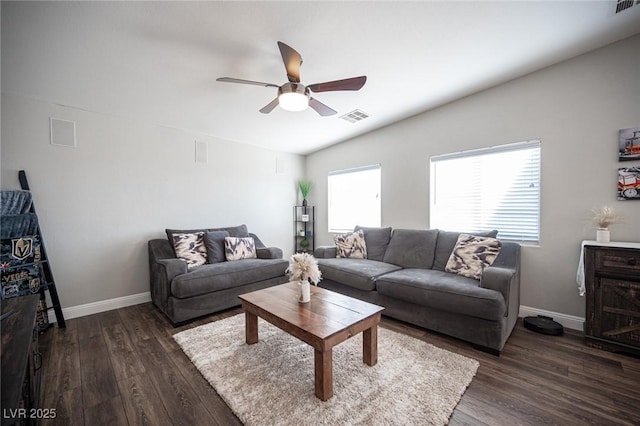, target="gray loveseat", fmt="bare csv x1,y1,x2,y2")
314,226,521,354
149,224,289,325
